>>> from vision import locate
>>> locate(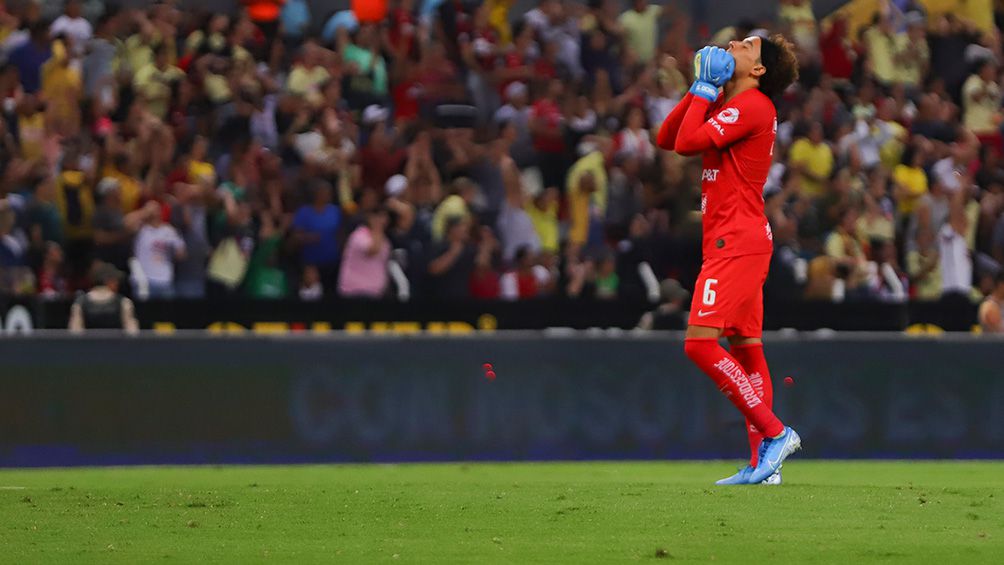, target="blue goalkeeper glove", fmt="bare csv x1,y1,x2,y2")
699,46,735,87
690,46,735,103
